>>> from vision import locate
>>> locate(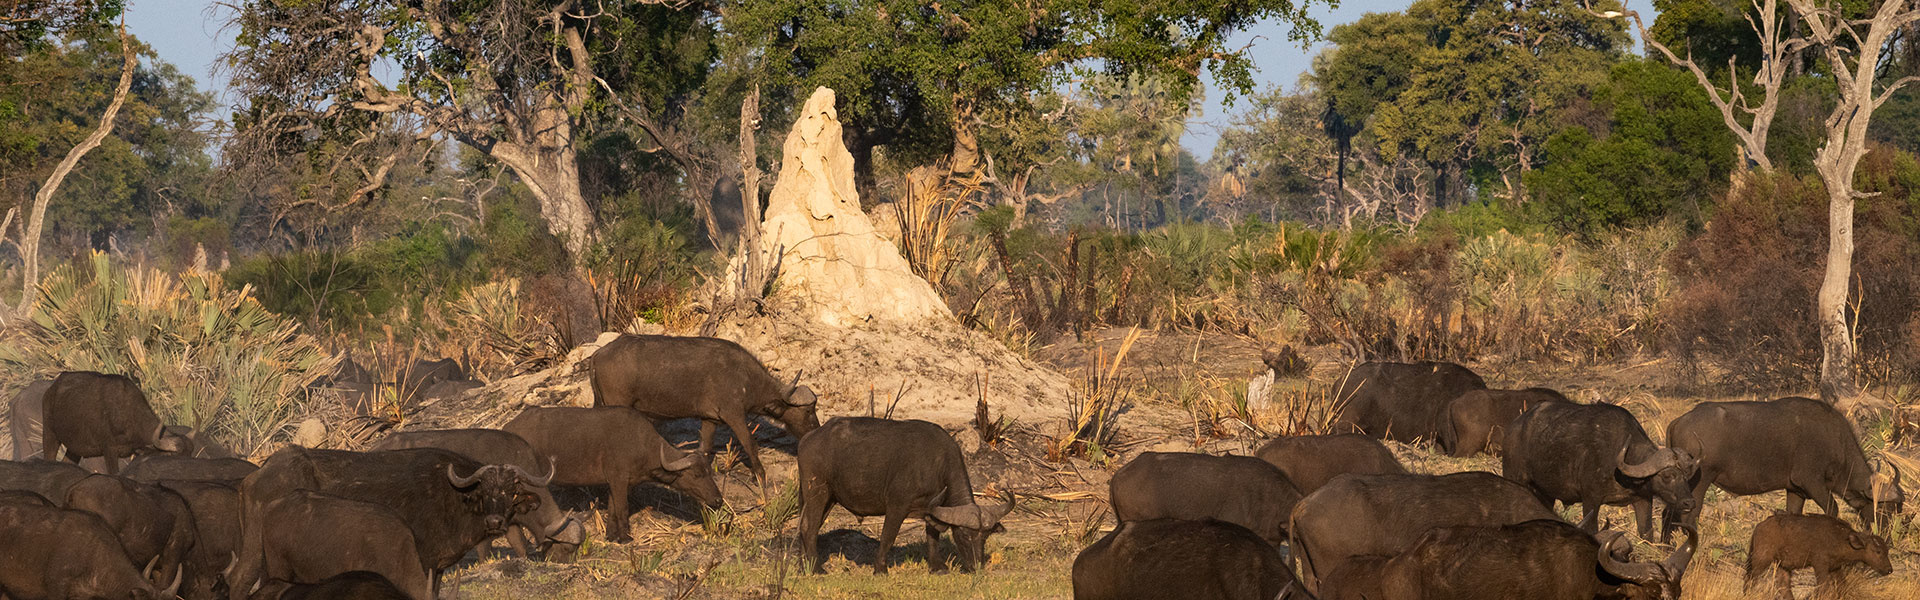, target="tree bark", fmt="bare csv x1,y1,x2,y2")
11,25,134,317
949,97,981,176
737,85,768,305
